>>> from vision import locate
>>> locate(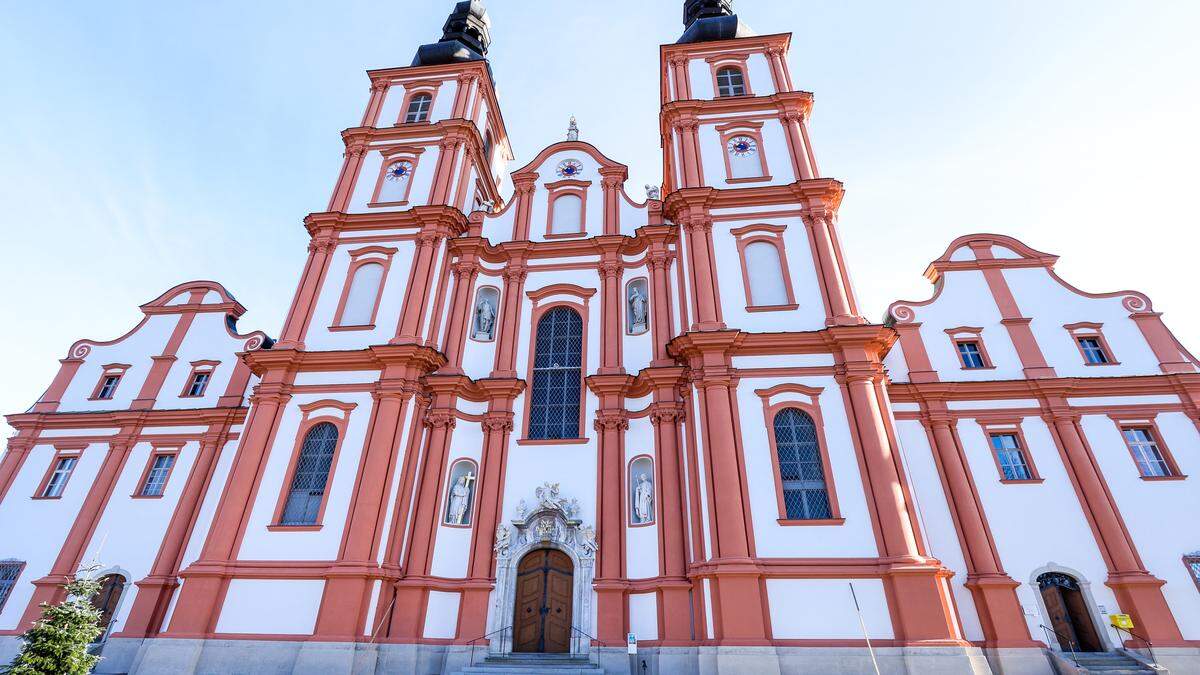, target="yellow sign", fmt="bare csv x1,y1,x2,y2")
1110,614,1134,629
